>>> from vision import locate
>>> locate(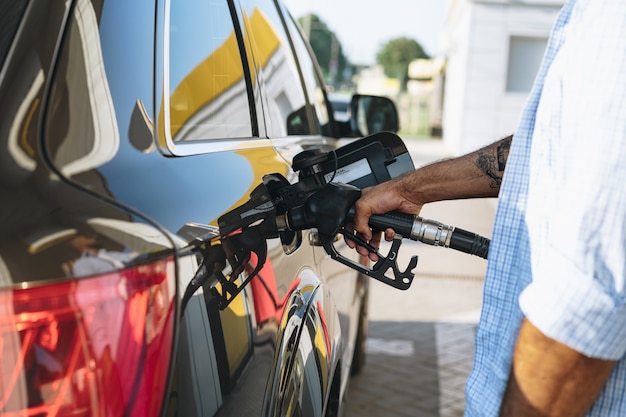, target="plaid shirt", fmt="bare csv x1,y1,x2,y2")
465,1,626,415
